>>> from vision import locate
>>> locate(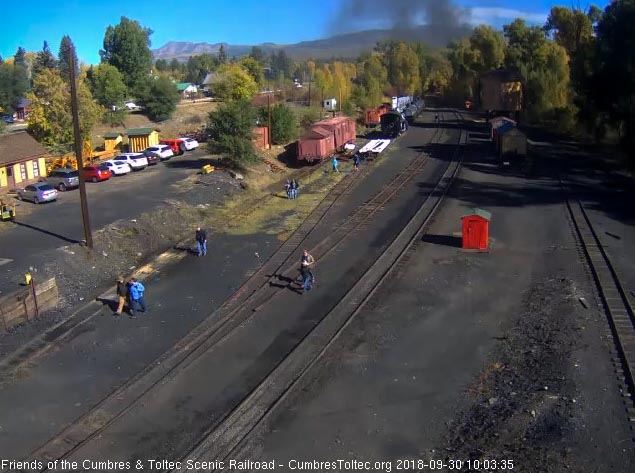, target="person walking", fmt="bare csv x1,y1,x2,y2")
284,179,291,199
353,153,361,171
332,156,339,173
129,277,147,317
300,249,316,292
114,276,128,316
292,179,299,199
195,226,207,257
